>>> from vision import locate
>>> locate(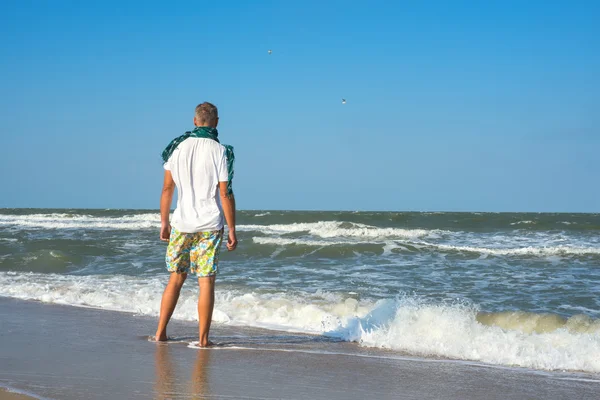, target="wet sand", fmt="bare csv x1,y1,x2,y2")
0,388,37,400
1,297,598,399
